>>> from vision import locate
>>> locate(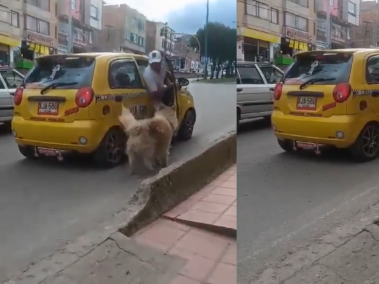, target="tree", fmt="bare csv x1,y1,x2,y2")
190,22,236,79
